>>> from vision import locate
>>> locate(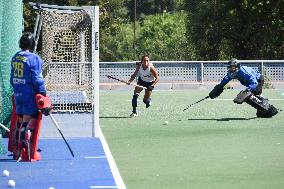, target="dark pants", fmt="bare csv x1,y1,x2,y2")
137,77,153,88
252,75,264,95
